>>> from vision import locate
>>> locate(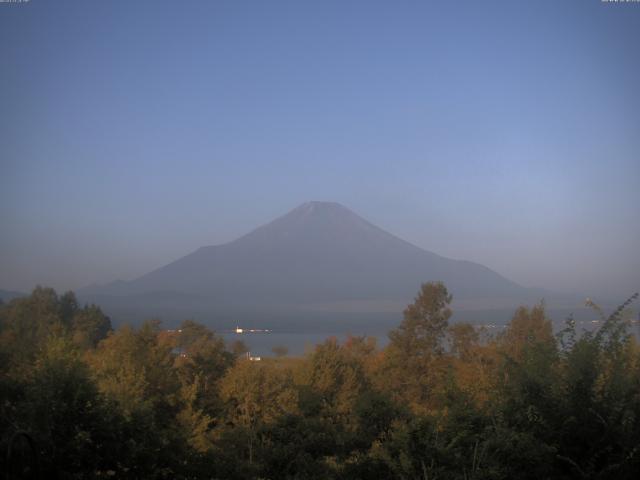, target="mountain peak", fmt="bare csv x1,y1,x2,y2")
292,201,352,215
298,200,345,208
266,201,376,235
